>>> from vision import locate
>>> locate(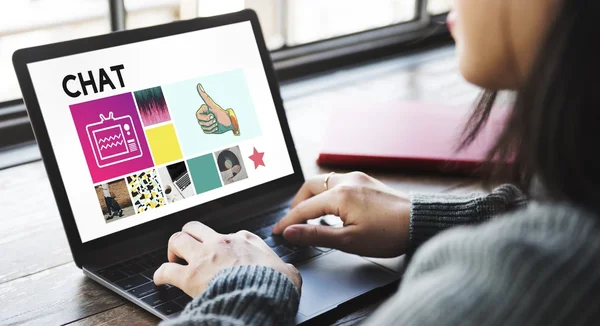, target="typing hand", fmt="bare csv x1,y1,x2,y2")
273,172,411,258
195,83,240,135
154,222,301,298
